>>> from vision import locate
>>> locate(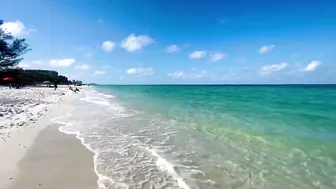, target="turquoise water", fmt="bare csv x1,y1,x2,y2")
99,85,336,142
60,85,336,189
